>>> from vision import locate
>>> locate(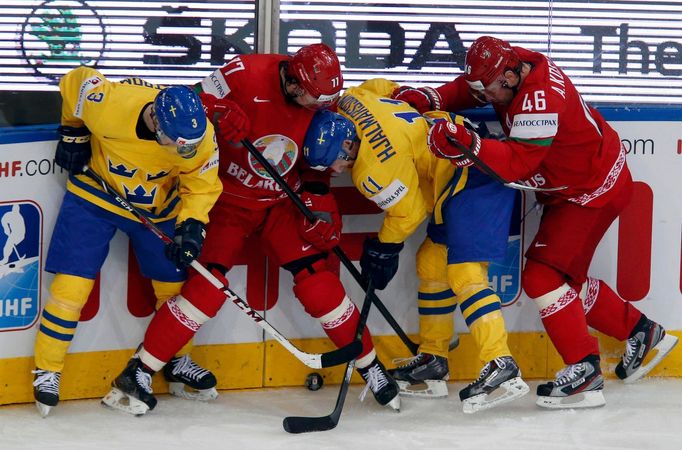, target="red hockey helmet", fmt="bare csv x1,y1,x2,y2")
464,36,521,92
288,43,343,108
